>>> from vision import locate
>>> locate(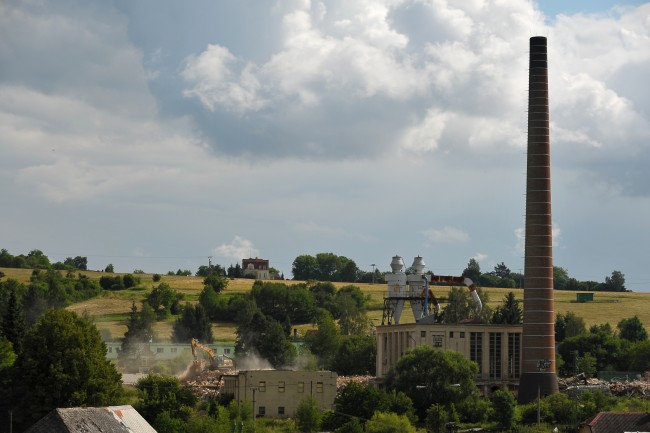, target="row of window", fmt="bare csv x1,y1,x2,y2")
421,331,467,339
255,381,324,393
257,406,284,416
106,346,232,354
